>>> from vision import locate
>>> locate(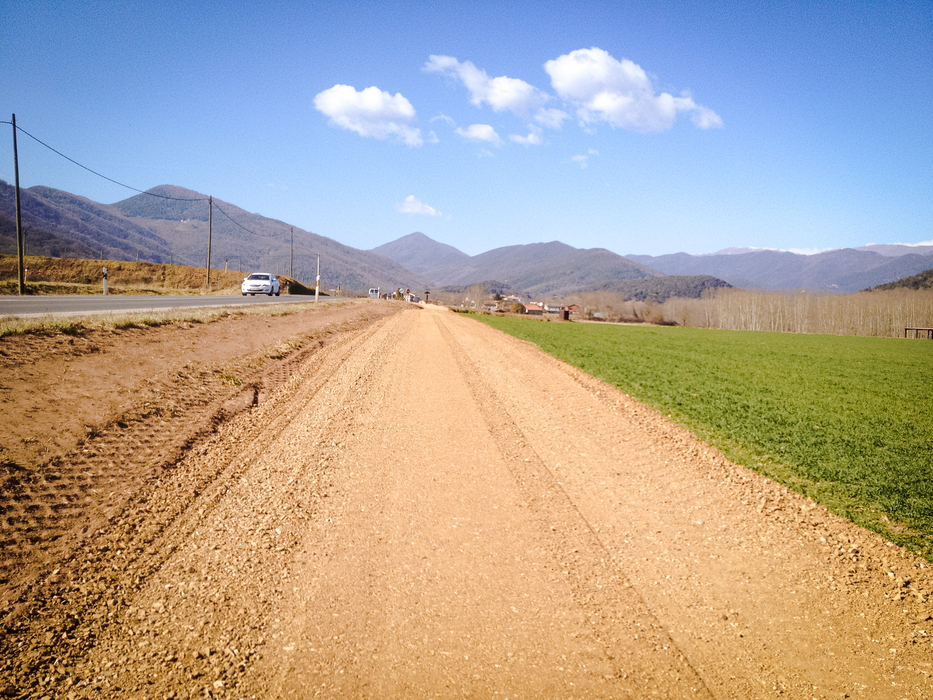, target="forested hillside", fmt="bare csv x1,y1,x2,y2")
866,266,933,291
0,181,171,262
577,275,732,303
